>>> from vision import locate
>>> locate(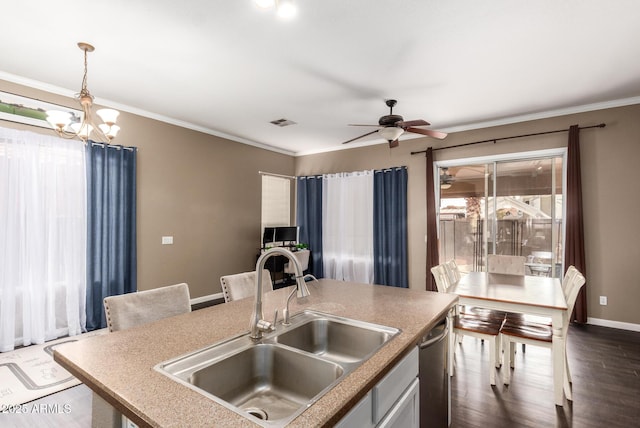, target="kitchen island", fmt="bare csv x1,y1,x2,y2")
54,279,457,427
